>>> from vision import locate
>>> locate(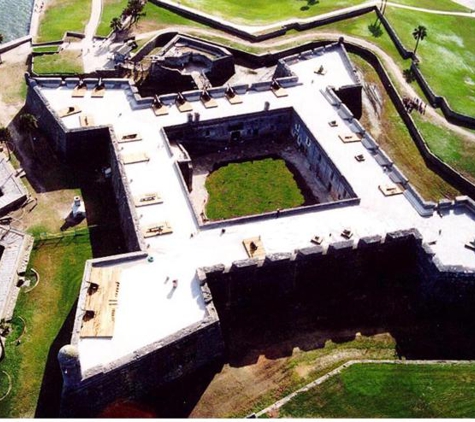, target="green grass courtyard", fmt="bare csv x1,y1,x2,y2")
205,158,305,220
